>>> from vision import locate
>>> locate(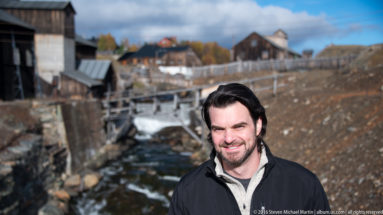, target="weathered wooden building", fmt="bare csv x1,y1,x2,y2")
119,44,202,67
302,49,314,59
60,59,116,98
75,34,97,66
60,70,103,99
232,29,301,61
0,9,35,101
78,60,116,92
0,0,76,85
